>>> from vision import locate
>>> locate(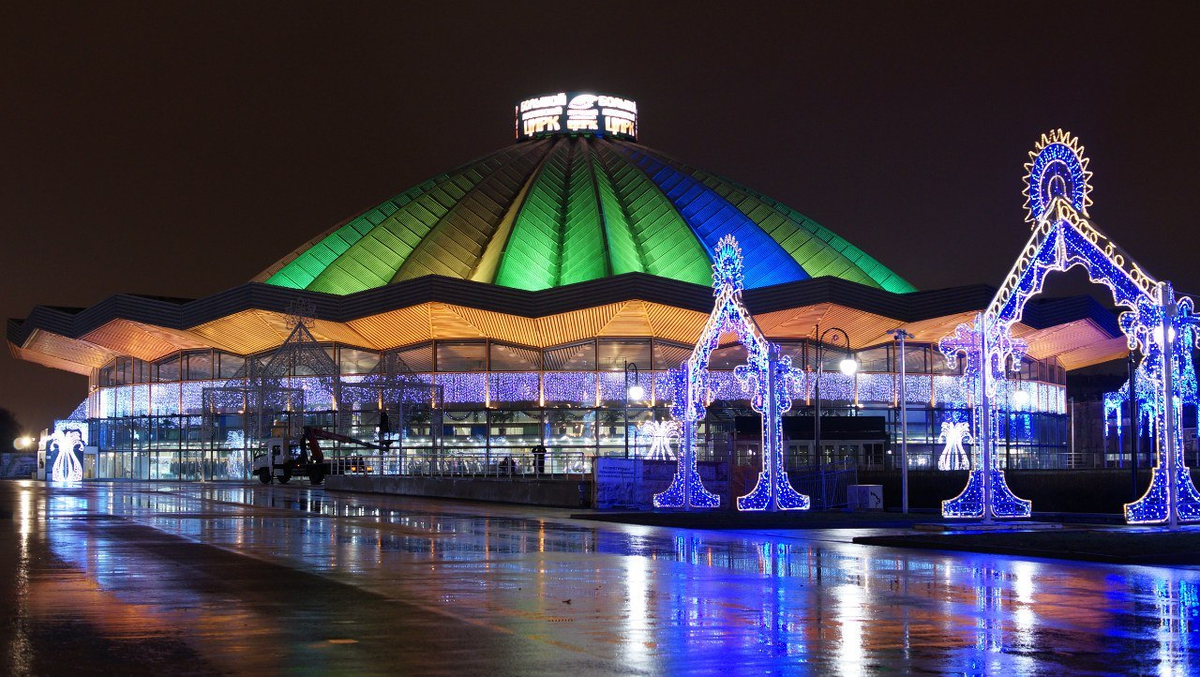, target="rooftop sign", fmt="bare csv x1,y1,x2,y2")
515,92,638,141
